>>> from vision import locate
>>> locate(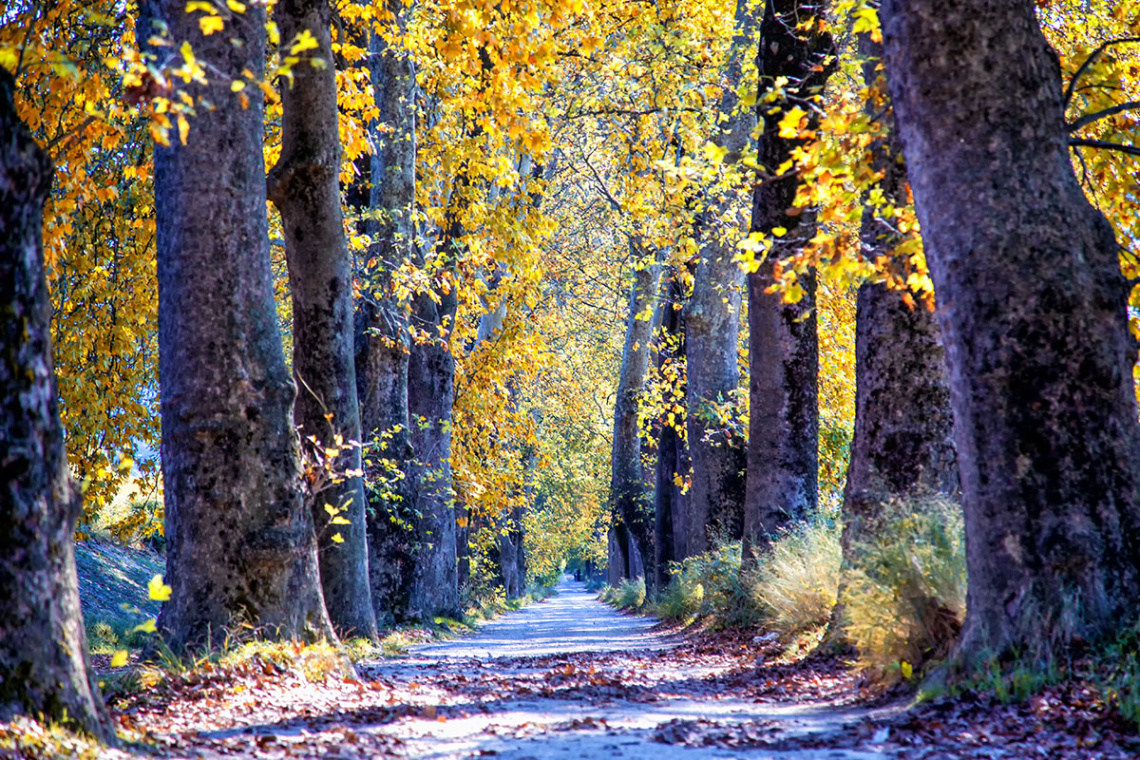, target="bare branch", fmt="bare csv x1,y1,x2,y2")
1063,37,1140,108
1067,100,1140,132
1068,137,1140,157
